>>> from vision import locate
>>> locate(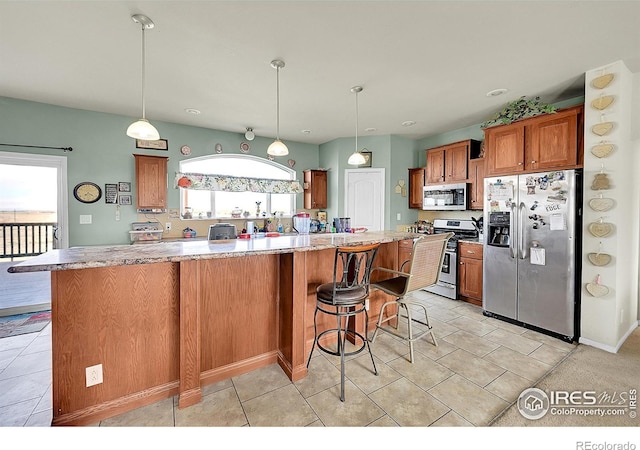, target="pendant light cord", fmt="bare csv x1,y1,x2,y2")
355,88,359,153
140,23,147,120
275,65,280,140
